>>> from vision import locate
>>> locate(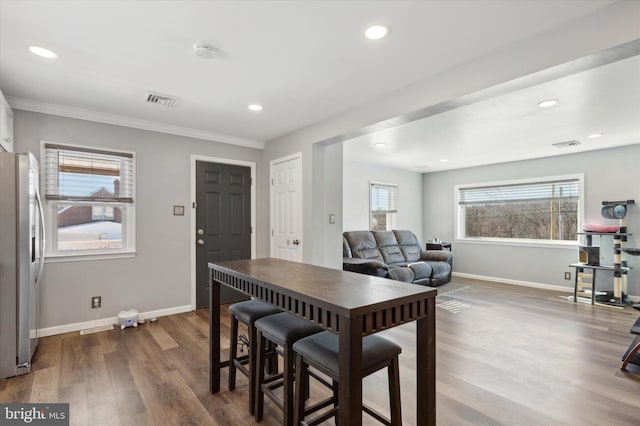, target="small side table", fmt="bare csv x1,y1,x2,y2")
426,241,452,251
